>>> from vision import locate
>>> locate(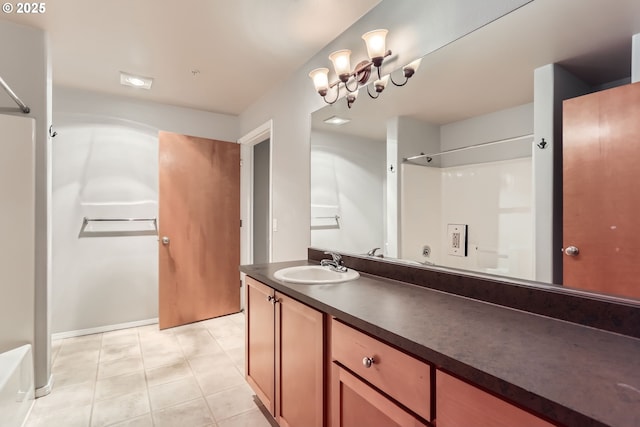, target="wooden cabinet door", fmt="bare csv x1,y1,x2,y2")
436,370,555,427
331,363,428,427
245,277,275,415
563,82,640,299
275,292,324,427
